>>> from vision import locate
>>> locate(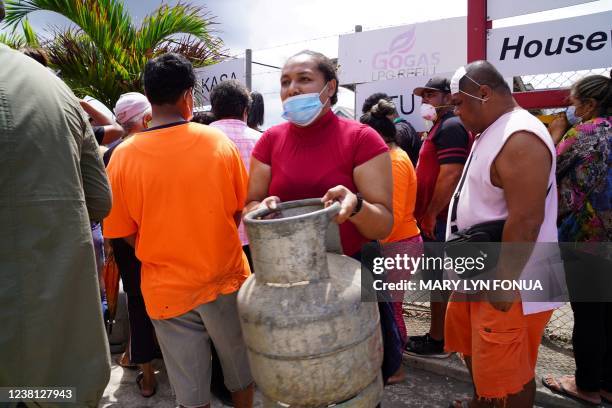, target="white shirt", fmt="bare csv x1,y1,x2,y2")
447,109,566,314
